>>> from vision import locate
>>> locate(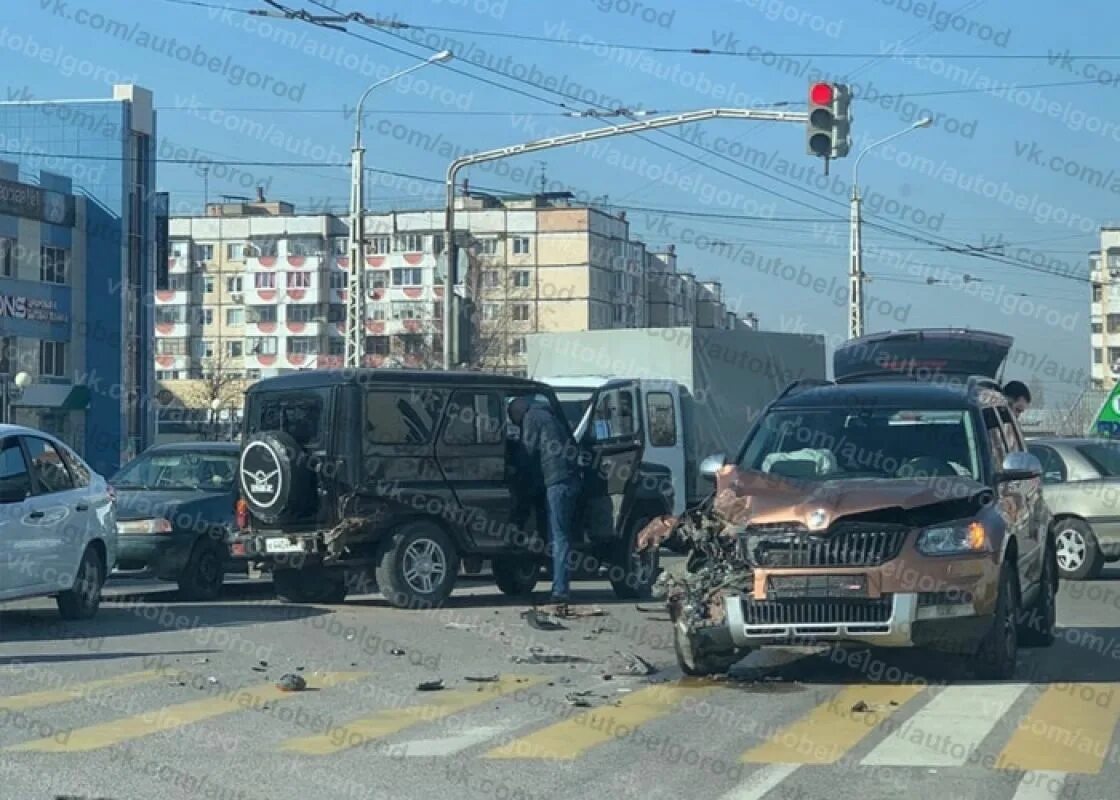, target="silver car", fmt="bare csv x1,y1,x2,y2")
1027,436,1120,580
